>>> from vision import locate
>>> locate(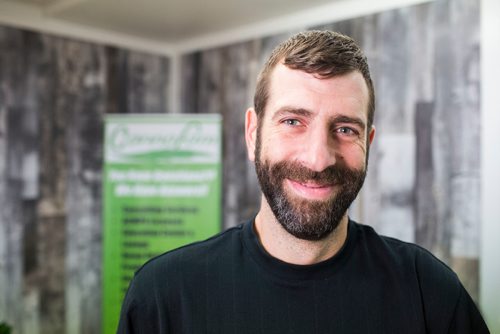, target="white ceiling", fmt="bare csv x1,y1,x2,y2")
7,0,342,42
0,0,431,54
